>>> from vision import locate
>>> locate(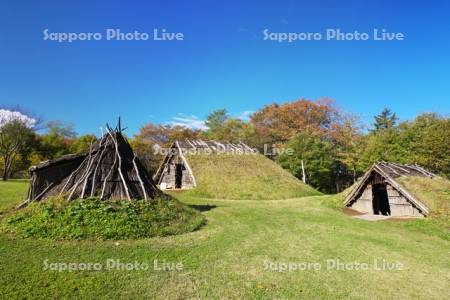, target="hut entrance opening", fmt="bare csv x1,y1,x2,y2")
372,184,390,216
175,163,184,189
